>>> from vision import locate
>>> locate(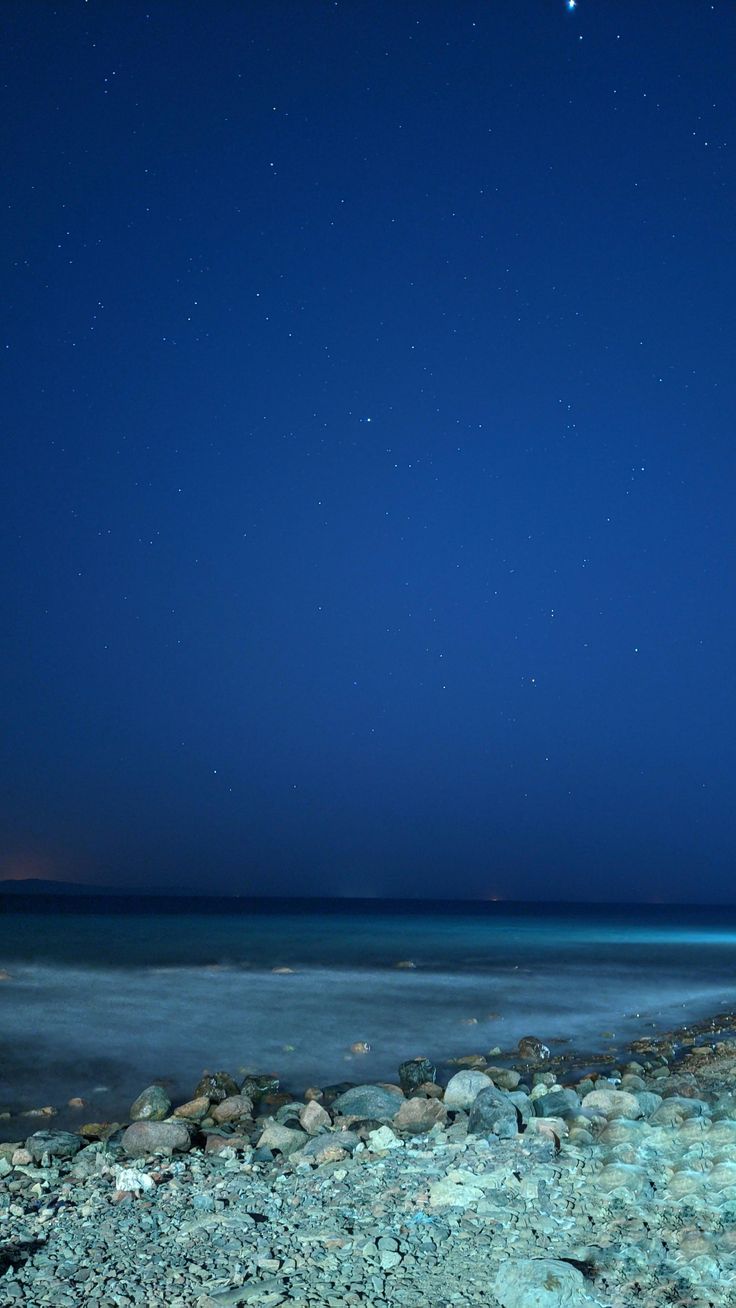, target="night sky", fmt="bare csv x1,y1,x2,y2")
3,2,735,902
